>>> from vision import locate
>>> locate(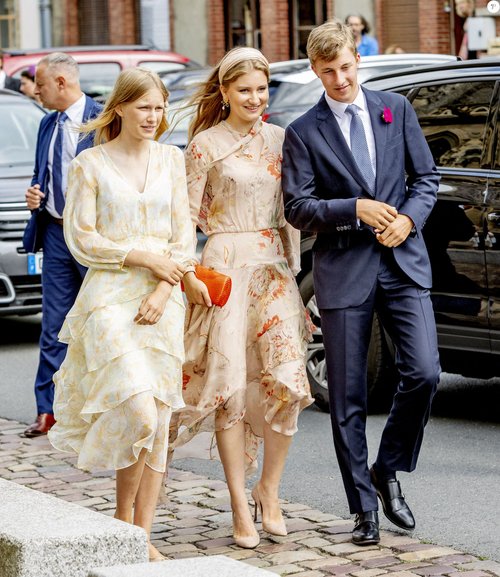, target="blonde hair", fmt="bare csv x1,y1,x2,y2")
82,68,169,145
306,19,357,65
187,47,270,140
